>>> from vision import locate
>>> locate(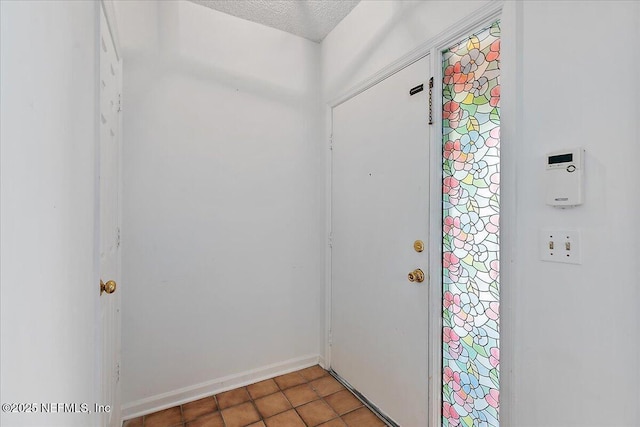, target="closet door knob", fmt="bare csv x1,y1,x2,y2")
100,279,117,295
